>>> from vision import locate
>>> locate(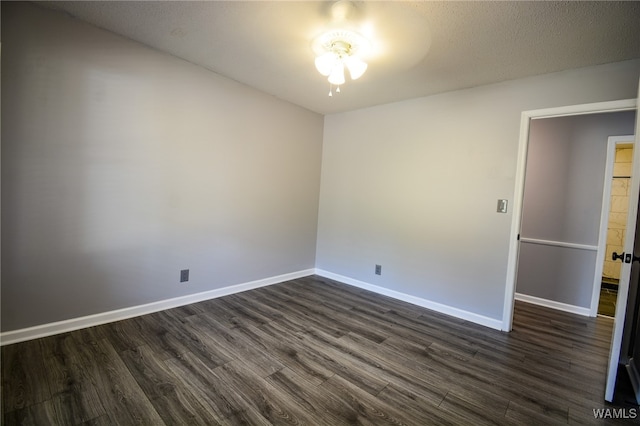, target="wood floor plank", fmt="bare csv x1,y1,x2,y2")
233,321,335,386
214,360,332,426
234,288,312,334
380,320,582,419
119,345,225,425
80,413,118,426
99,317,149,354
152,309,232,369
422,339,575,419
255,285,353,337
437,391,511,426
307,276,419,318
375,383,472,426
265,282,391,344
1,275,628,425
72,339,165,425
14,392,109,426
3,404,45,426
164,351,273,425
340,332,450,403
136,313,192,361
505,400,568,425
40,334,108,423
2,339,52,412
265,367,360,425
376,312,597,412
1,392,104,426
278,279,366,314
351,304,479,356
271,322,390,396
320,373,417,425
228,291,287,321
186,310,285,378
214,294,275,328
